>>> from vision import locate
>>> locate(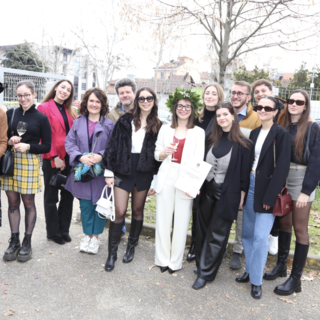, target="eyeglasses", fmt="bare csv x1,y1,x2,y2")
287,99,305,106
177,104,192,111
16,94,32,100
231,91,249,97
138,96,154,103
254,105,276,112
